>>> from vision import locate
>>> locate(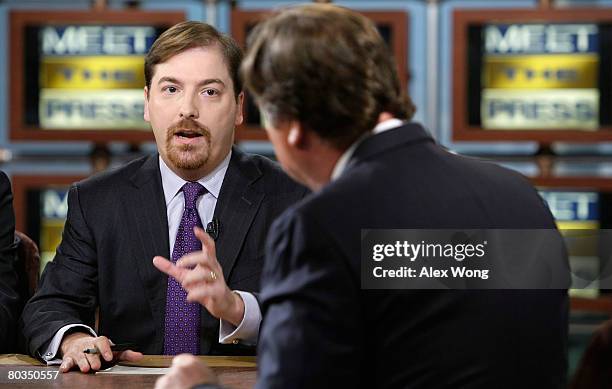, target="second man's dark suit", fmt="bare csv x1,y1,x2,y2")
256,123,568,389
22,148,306,358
